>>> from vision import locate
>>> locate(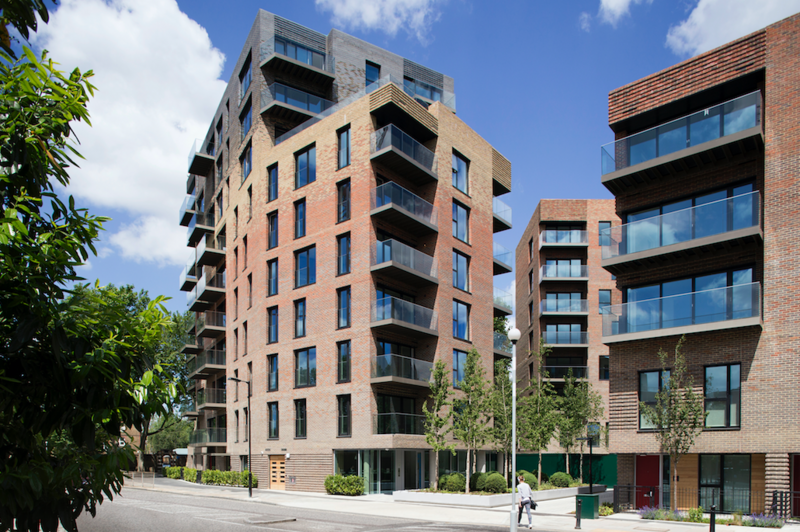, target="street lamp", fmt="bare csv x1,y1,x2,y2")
228,376,252,498
507,326,521,532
